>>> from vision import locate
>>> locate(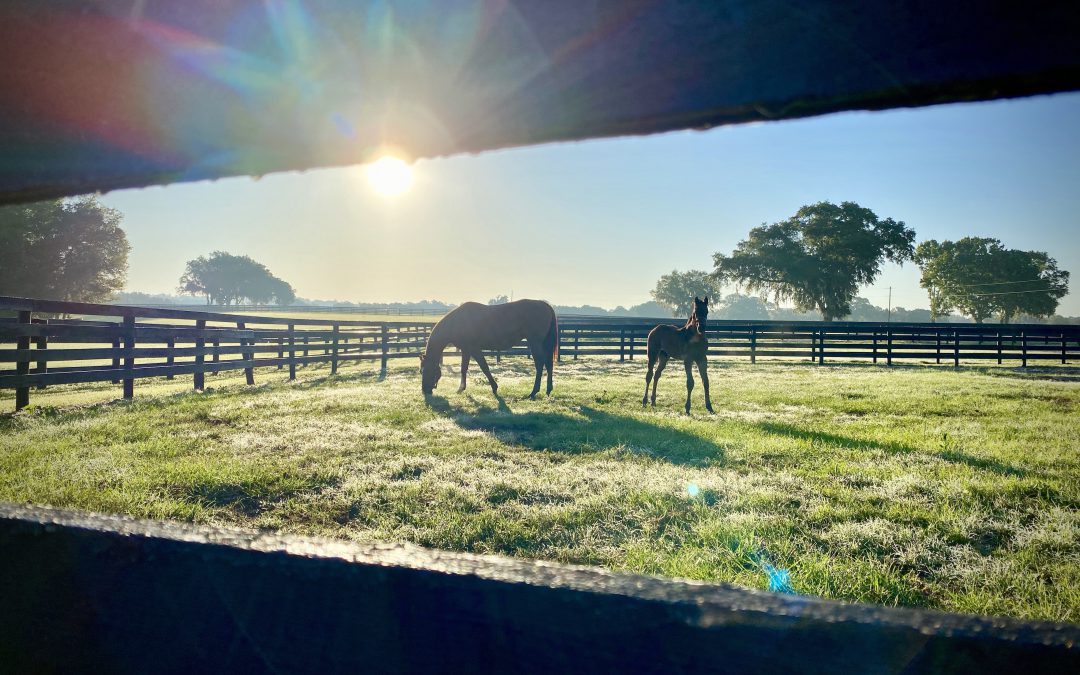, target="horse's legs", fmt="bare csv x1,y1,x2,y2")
458,350,470,392
522,339,540,397
697,357,714,413
683,359,695,415
544,350,554,395
651,353,669,406
472,352,498,395
643,351,656,406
